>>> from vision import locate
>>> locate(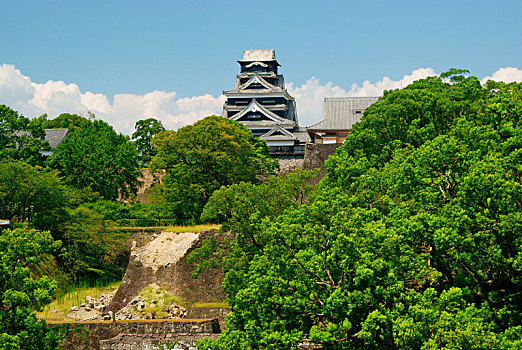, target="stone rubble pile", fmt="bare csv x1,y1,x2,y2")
67,287,188,321
67,292,115,321
114,294,187,321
